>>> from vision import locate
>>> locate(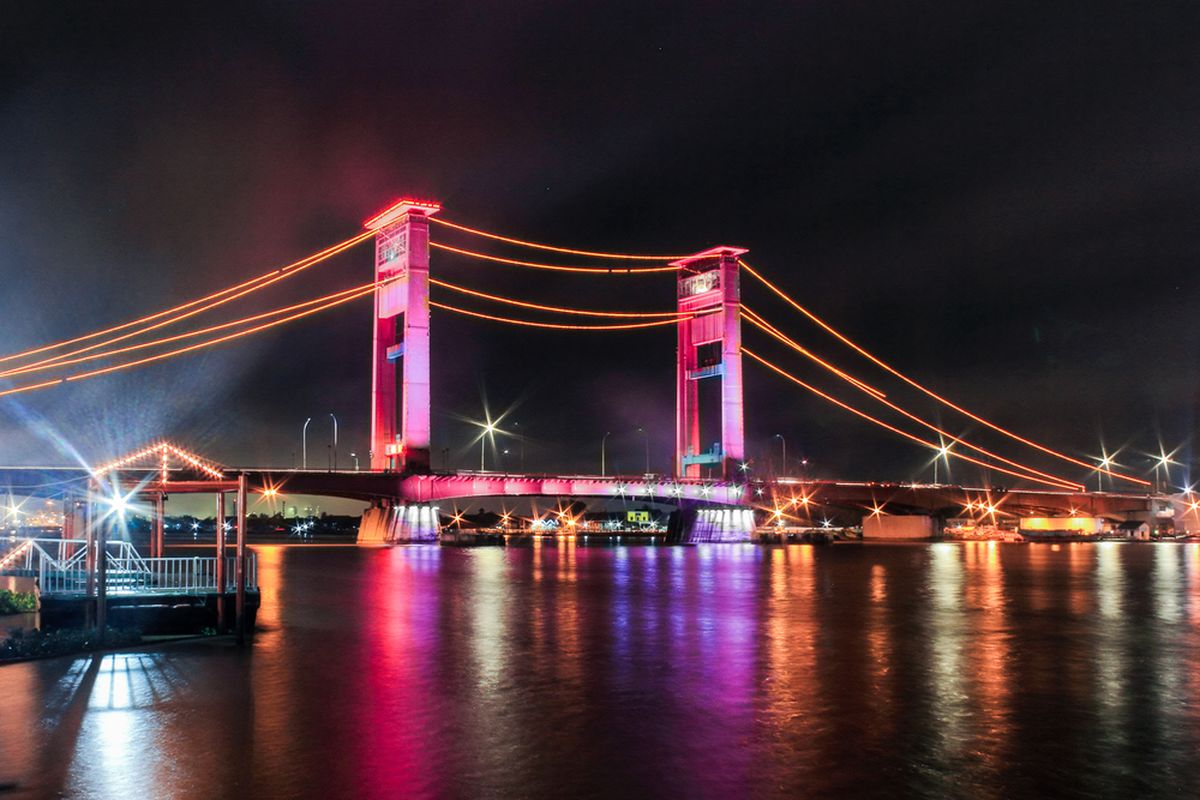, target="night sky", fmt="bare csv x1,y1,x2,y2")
3,2,1199,492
